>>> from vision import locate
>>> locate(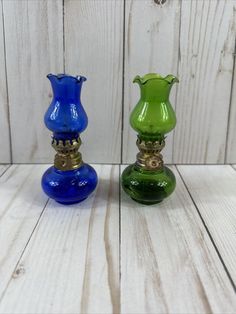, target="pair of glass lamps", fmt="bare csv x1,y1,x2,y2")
42,73,178,205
